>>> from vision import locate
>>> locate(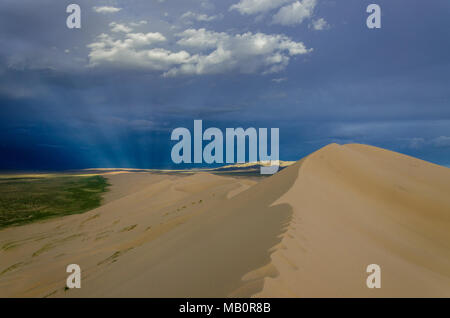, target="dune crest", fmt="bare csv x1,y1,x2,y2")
255,143,450,297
